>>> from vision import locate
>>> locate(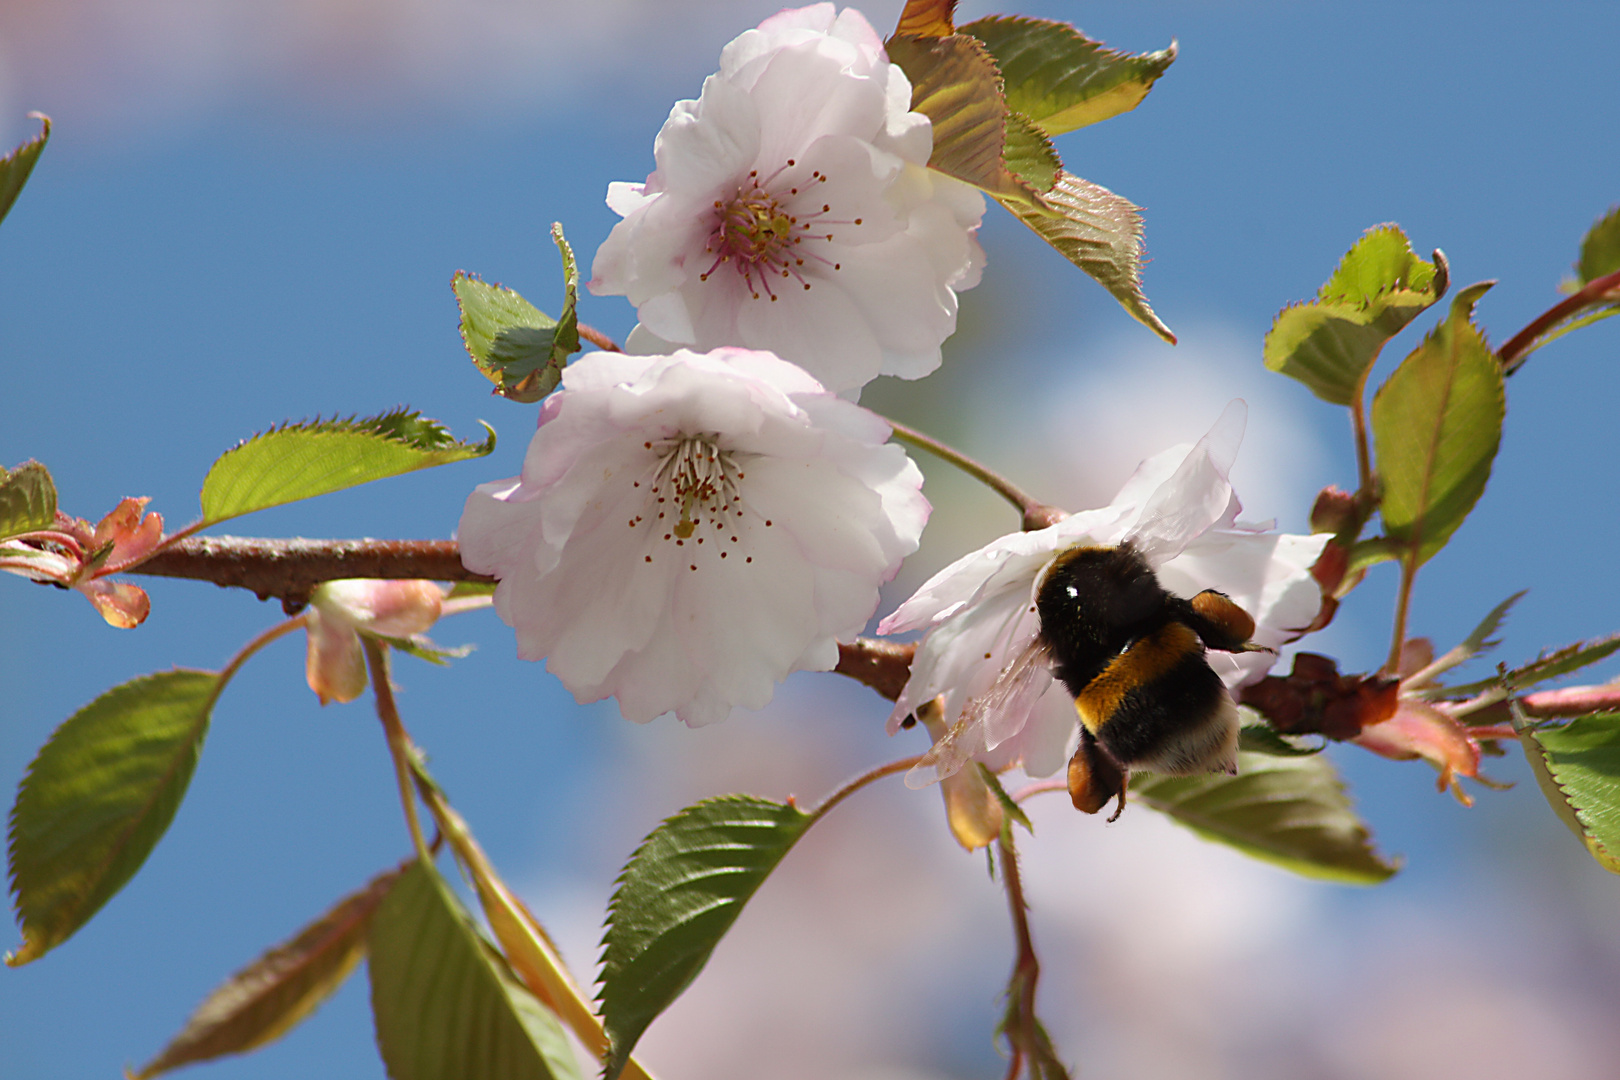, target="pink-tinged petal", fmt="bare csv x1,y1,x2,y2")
78,578,151,629
1125,400,1246,564
459,346,925,726
90,496,165,570
303,609,368,705
1354,699,1482,805
587,4,982,394
0,541,77,584
312,579,444,638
